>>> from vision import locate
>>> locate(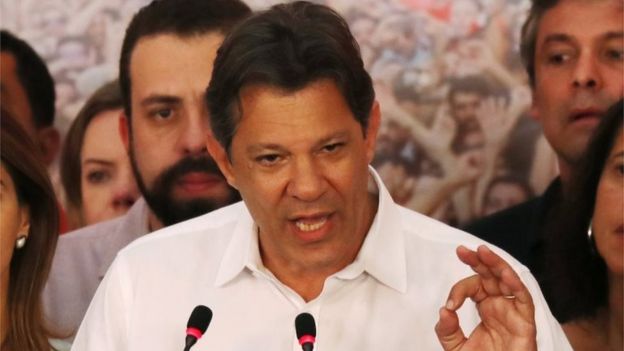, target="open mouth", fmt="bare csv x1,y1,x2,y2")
295,217,328,232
